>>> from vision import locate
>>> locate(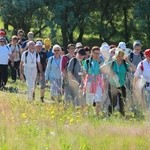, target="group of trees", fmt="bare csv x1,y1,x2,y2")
0,0,150,49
